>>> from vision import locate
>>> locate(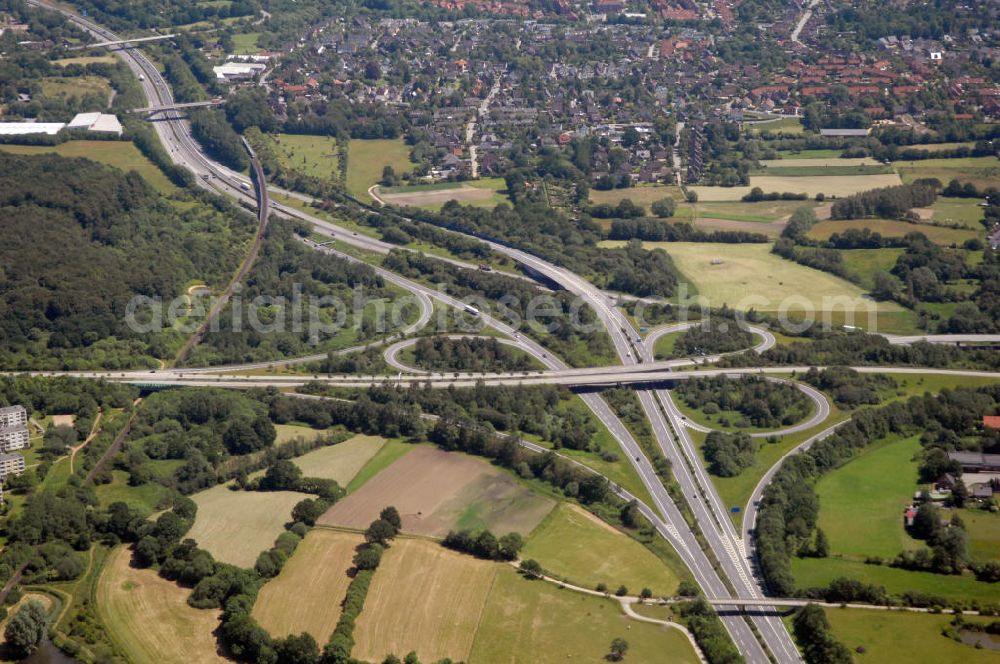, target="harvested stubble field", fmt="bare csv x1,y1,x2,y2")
290,434,387,485
97,546,226,664
353,537,498,663
252,529,363,639
318,446,555,537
